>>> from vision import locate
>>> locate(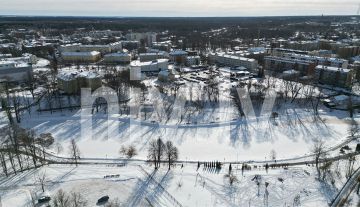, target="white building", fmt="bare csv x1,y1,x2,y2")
60,42,122,54
282,53,349,69
0,61,33,82
209,53,258,71
62,51,101,63
186,56,201,66
126,32,157,46
130,59,168,73
104,52,131,64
